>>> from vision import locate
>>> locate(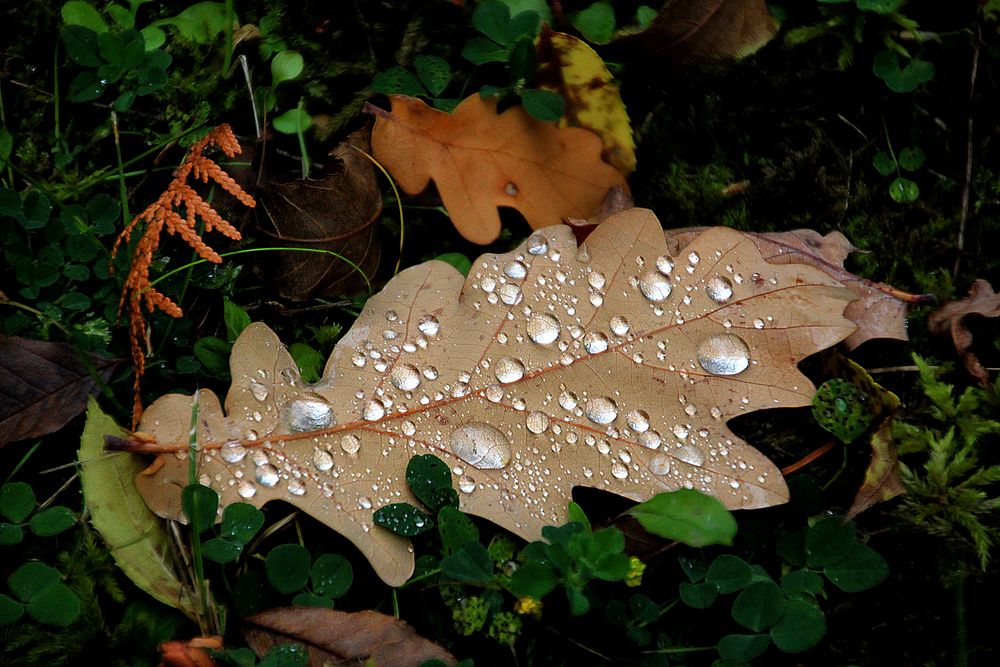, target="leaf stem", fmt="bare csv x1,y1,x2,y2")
352,146,405,276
